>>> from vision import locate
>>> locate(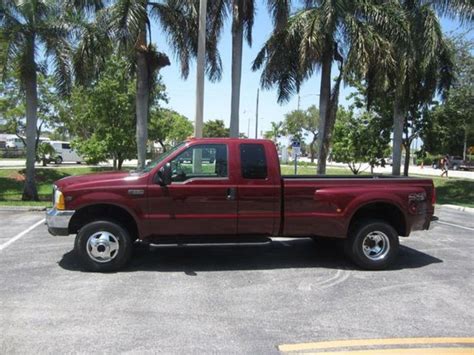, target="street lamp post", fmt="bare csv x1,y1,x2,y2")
194,0,207,139
255,88,259,139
